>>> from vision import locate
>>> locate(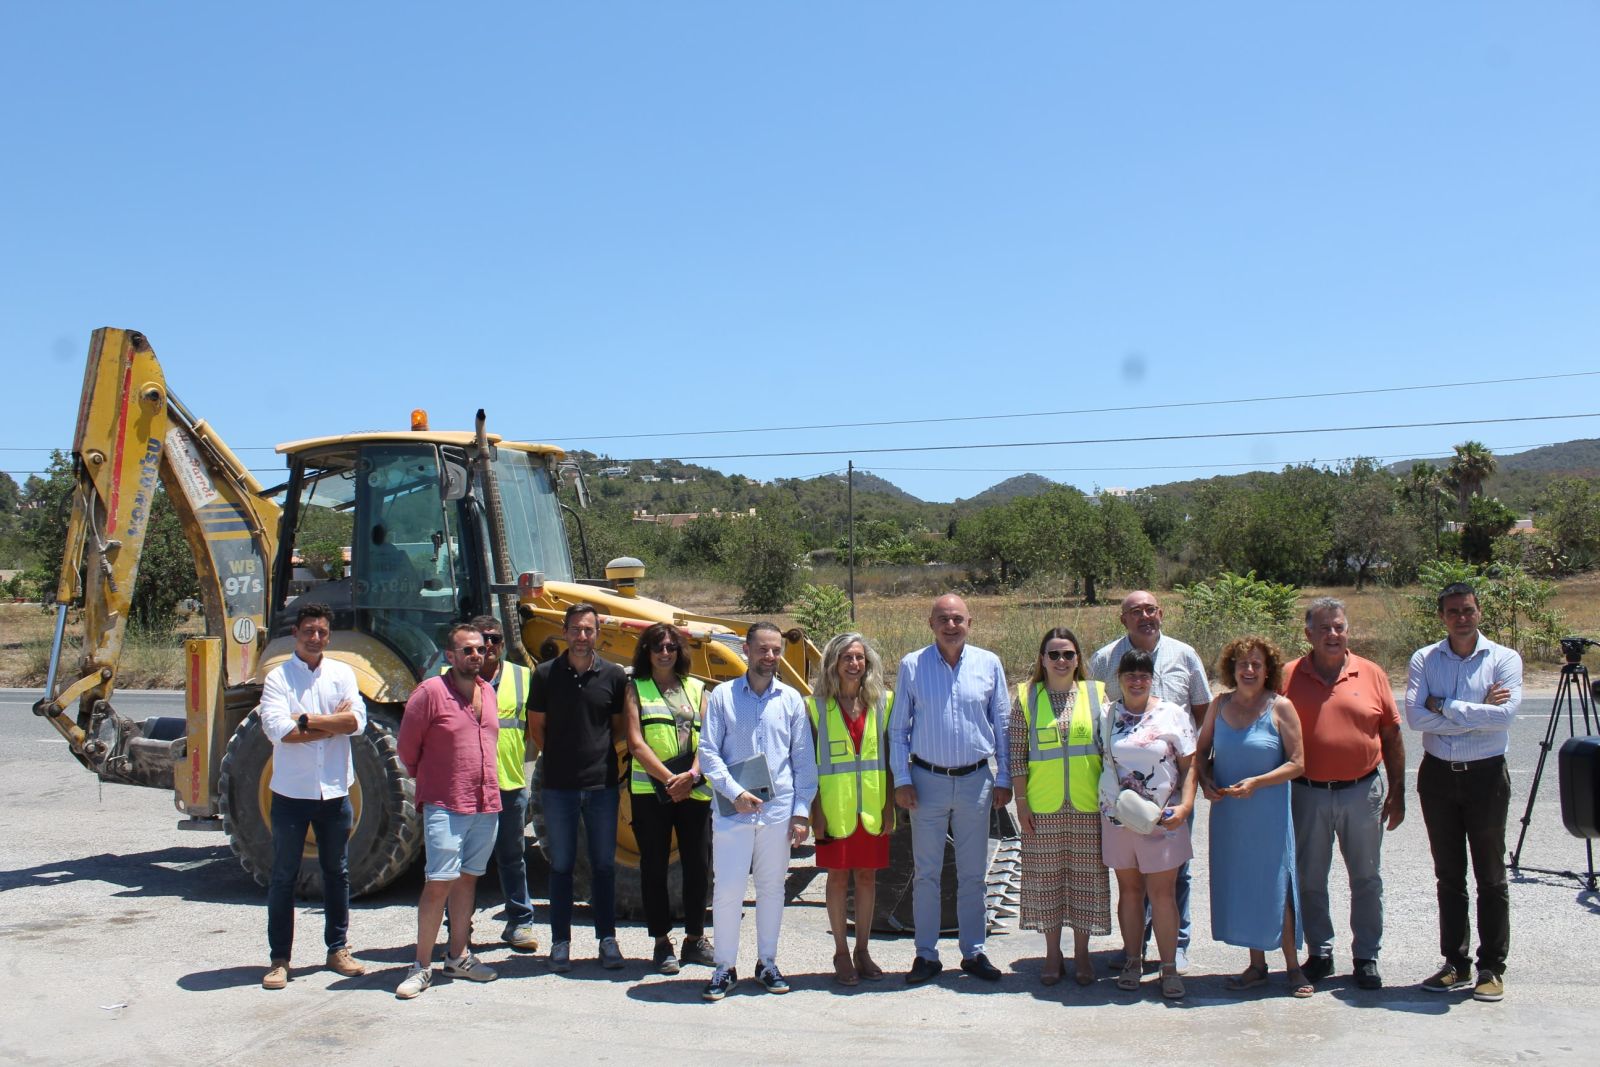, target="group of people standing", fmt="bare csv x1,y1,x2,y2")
256,580,1520,1007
